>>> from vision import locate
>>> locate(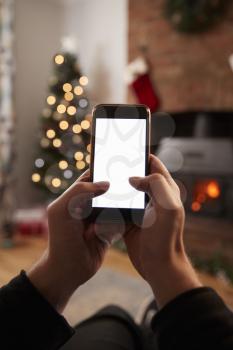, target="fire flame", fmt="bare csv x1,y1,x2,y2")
191,201,201,212
206,181,220,199
191,179,221,212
